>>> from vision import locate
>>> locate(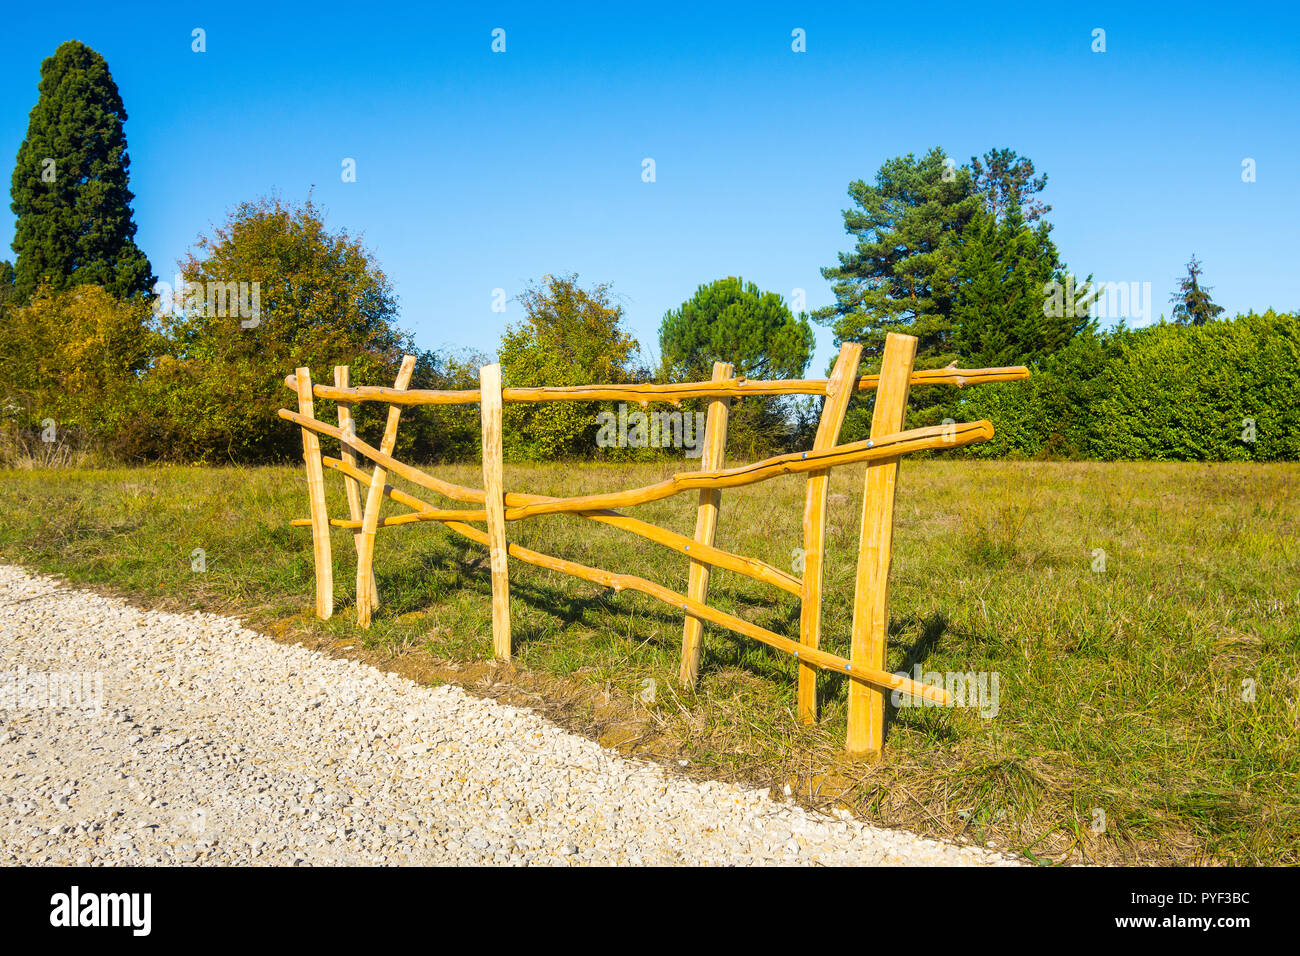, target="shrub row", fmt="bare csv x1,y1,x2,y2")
946,311,1300,461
